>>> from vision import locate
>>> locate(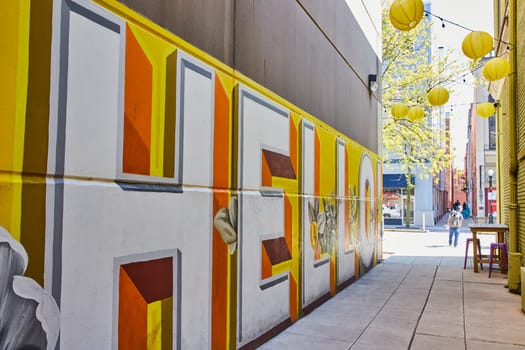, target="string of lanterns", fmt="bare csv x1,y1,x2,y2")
388,0,509,121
